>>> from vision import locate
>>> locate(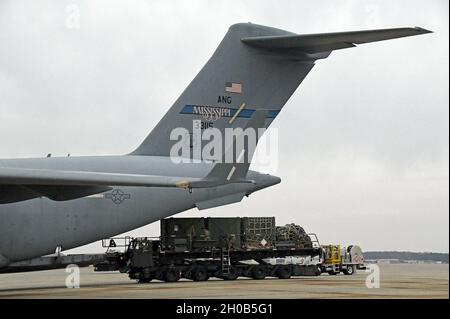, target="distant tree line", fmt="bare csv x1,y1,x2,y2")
364,251,448,263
